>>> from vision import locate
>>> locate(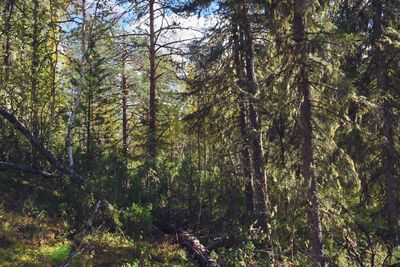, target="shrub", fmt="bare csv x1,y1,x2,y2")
121,203,152,238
